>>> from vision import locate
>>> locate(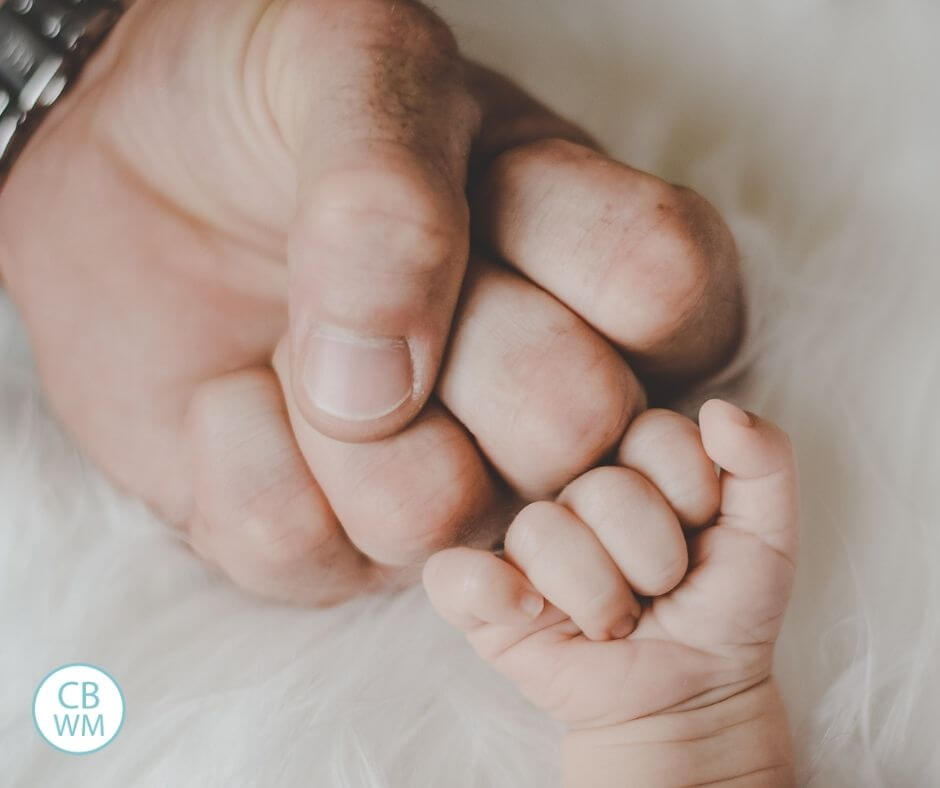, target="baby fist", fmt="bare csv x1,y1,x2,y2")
423,401,798,729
